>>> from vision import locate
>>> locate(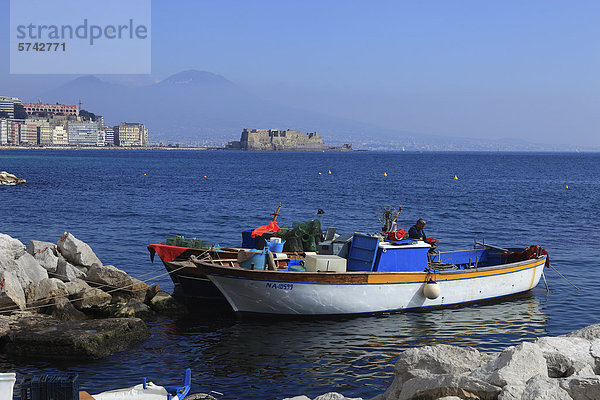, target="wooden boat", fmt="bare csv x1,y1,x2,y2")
148,244,237,300
164,232,549,316
91,368,191,400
